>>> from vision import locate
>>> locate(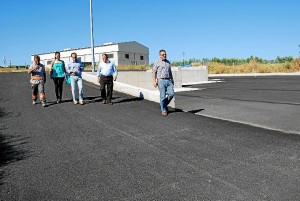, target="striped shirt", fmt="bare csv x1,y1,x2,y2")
152,59,173,79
